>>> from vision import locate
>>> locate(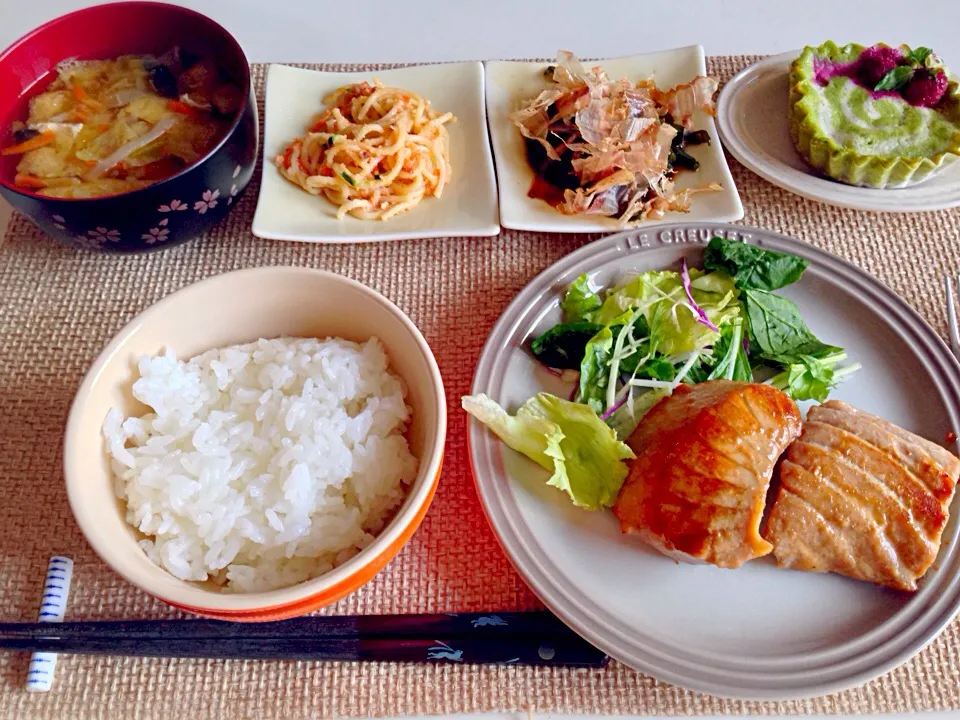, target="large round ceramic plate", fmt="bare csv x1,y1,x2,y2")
467,223,960,700
716,53,960,212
